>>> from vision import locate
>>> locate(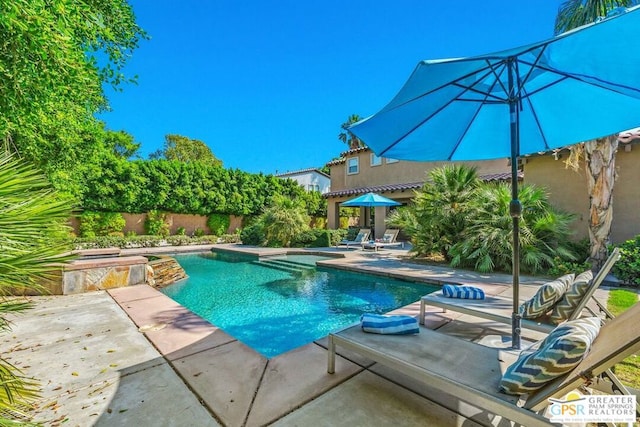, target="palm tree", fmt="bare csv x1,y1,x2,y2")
338,114,365,149
0,152,75,421
554,0,639,268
